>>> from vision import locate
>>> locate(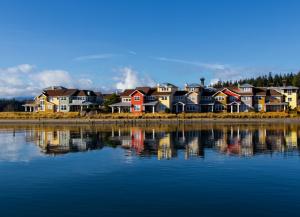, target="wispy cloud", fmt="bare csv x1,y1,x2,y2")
153,56,295,85
74,53,118,61
128,50,137,55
